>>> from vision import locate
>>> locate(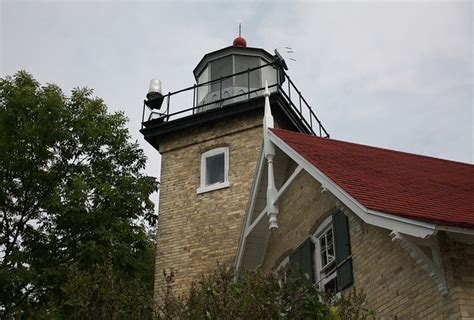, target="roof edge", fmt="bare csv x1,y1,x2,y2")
270,128,473,167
